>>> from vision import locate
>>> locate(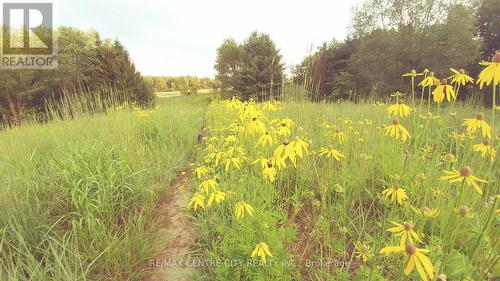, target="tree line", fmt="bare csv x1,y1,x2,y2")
144,76,220,94
214,31,285,100
292,0,500,102
0,26,153,125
